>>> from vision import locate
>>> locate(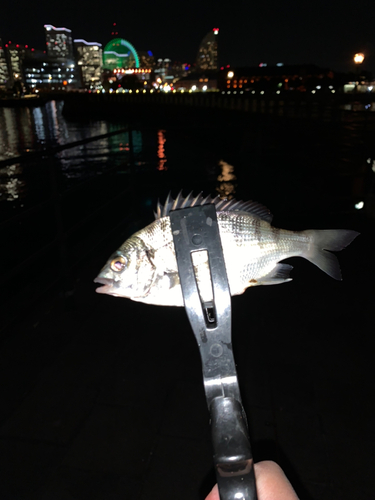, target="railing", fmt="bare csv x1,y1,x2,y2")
0,126,138,332
62,90,375,122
